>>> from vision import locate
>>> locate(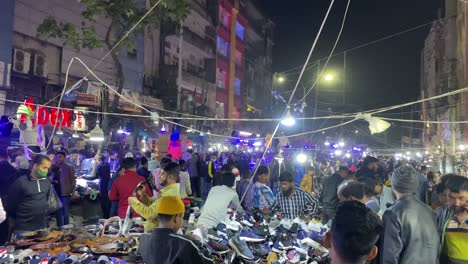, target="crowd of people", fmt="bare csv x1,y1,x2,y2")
0,147,467,264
